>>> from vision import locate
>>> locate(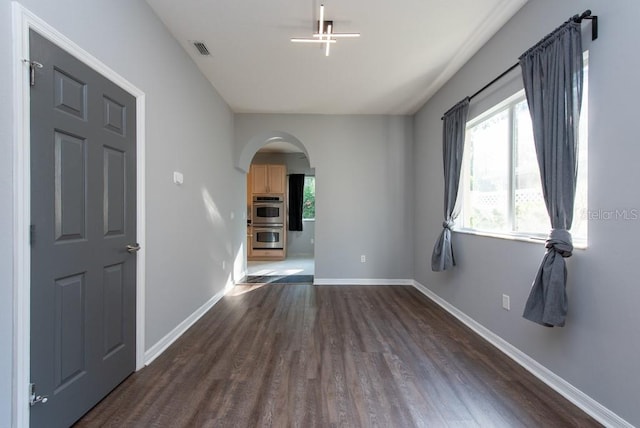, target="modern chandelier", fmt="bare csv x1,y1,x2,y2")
291,4,360,56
